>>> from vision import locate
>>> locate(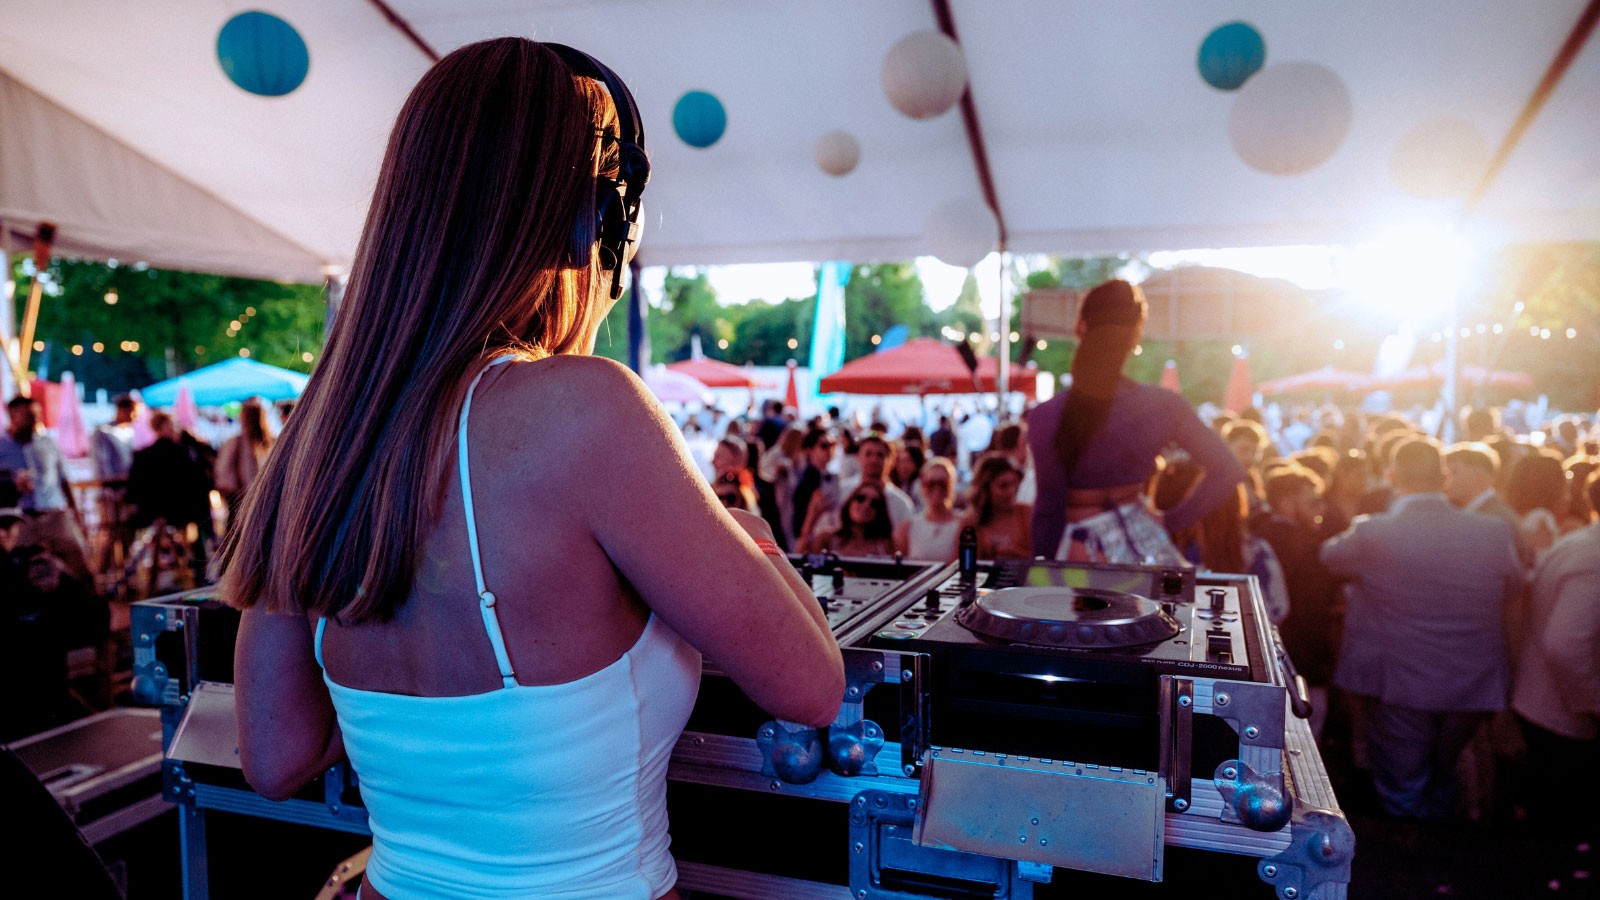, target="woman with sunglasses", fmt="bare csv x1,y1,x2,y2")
808,485,895,556
894,457,960,560
224,39,843,900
